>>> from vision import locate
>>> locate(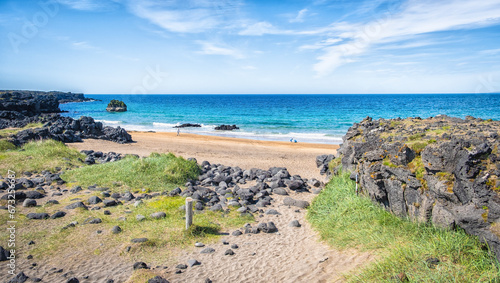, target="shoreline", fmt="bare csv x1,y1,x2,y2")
67,131,339,180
